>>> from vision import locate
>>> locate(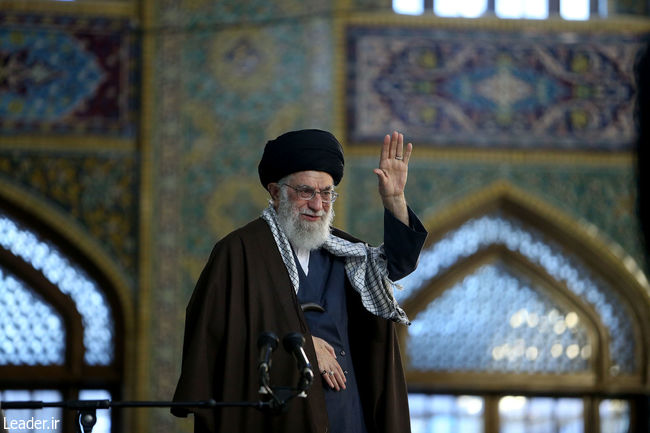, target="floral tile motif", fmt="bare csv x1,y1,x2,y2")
346,26,642,150
0,13,138,137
